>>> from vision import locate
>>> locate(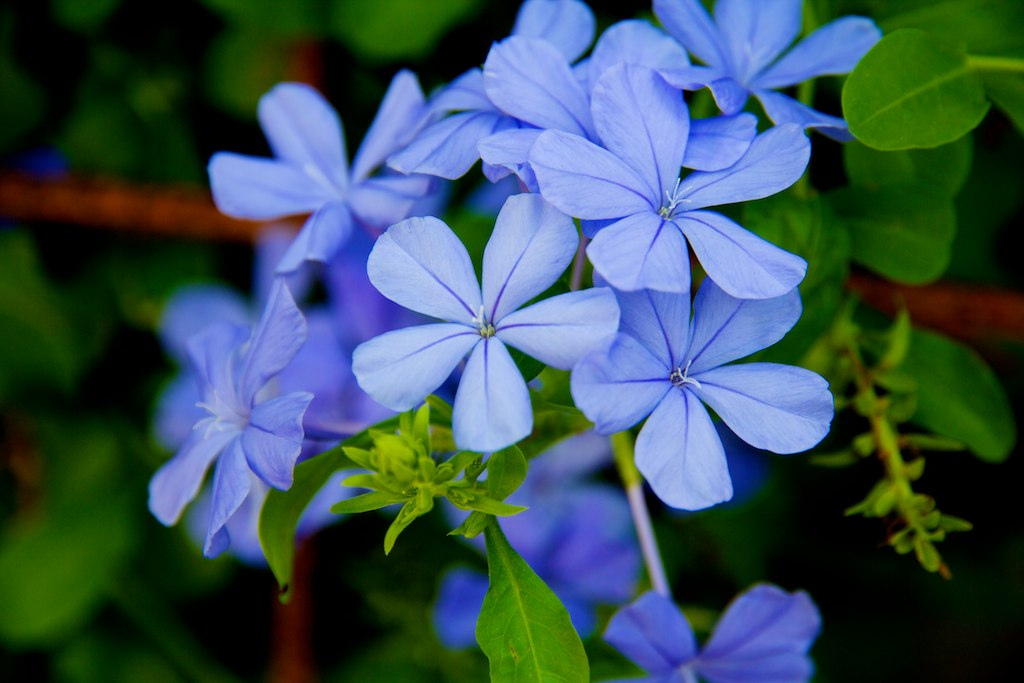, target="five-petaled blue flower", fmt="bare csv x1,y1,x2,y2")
148,281,312,557
530,63,810,299
655,0,881,139
604,584,821,683
572,279,832,510
353,193,619,452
